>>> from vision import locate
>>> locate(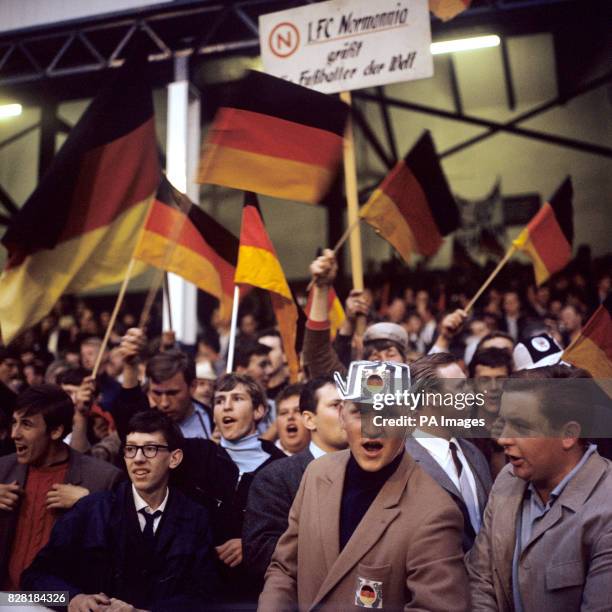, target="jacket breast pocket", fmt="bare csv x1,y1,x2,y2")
546,560,585,591
354,563,391,609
